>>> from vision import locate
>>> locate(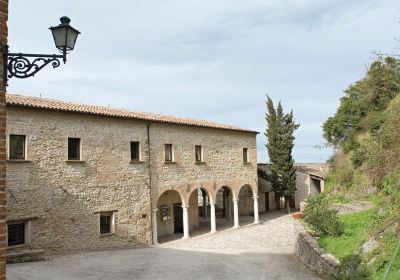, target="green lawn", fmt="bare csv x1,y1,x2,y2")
318,208,400,279
318,208,375,261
